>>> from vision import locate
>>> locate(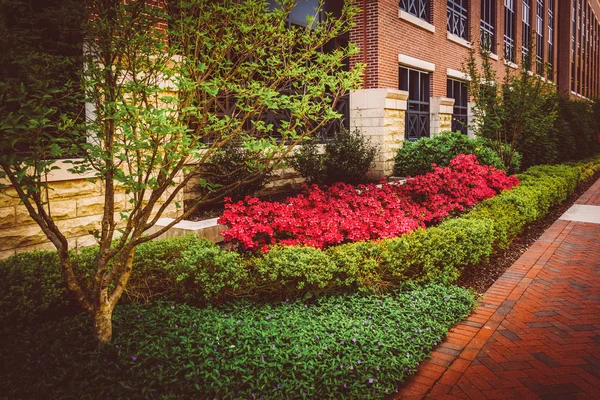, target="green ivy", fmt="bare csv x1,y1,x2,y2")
0,284,476,399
